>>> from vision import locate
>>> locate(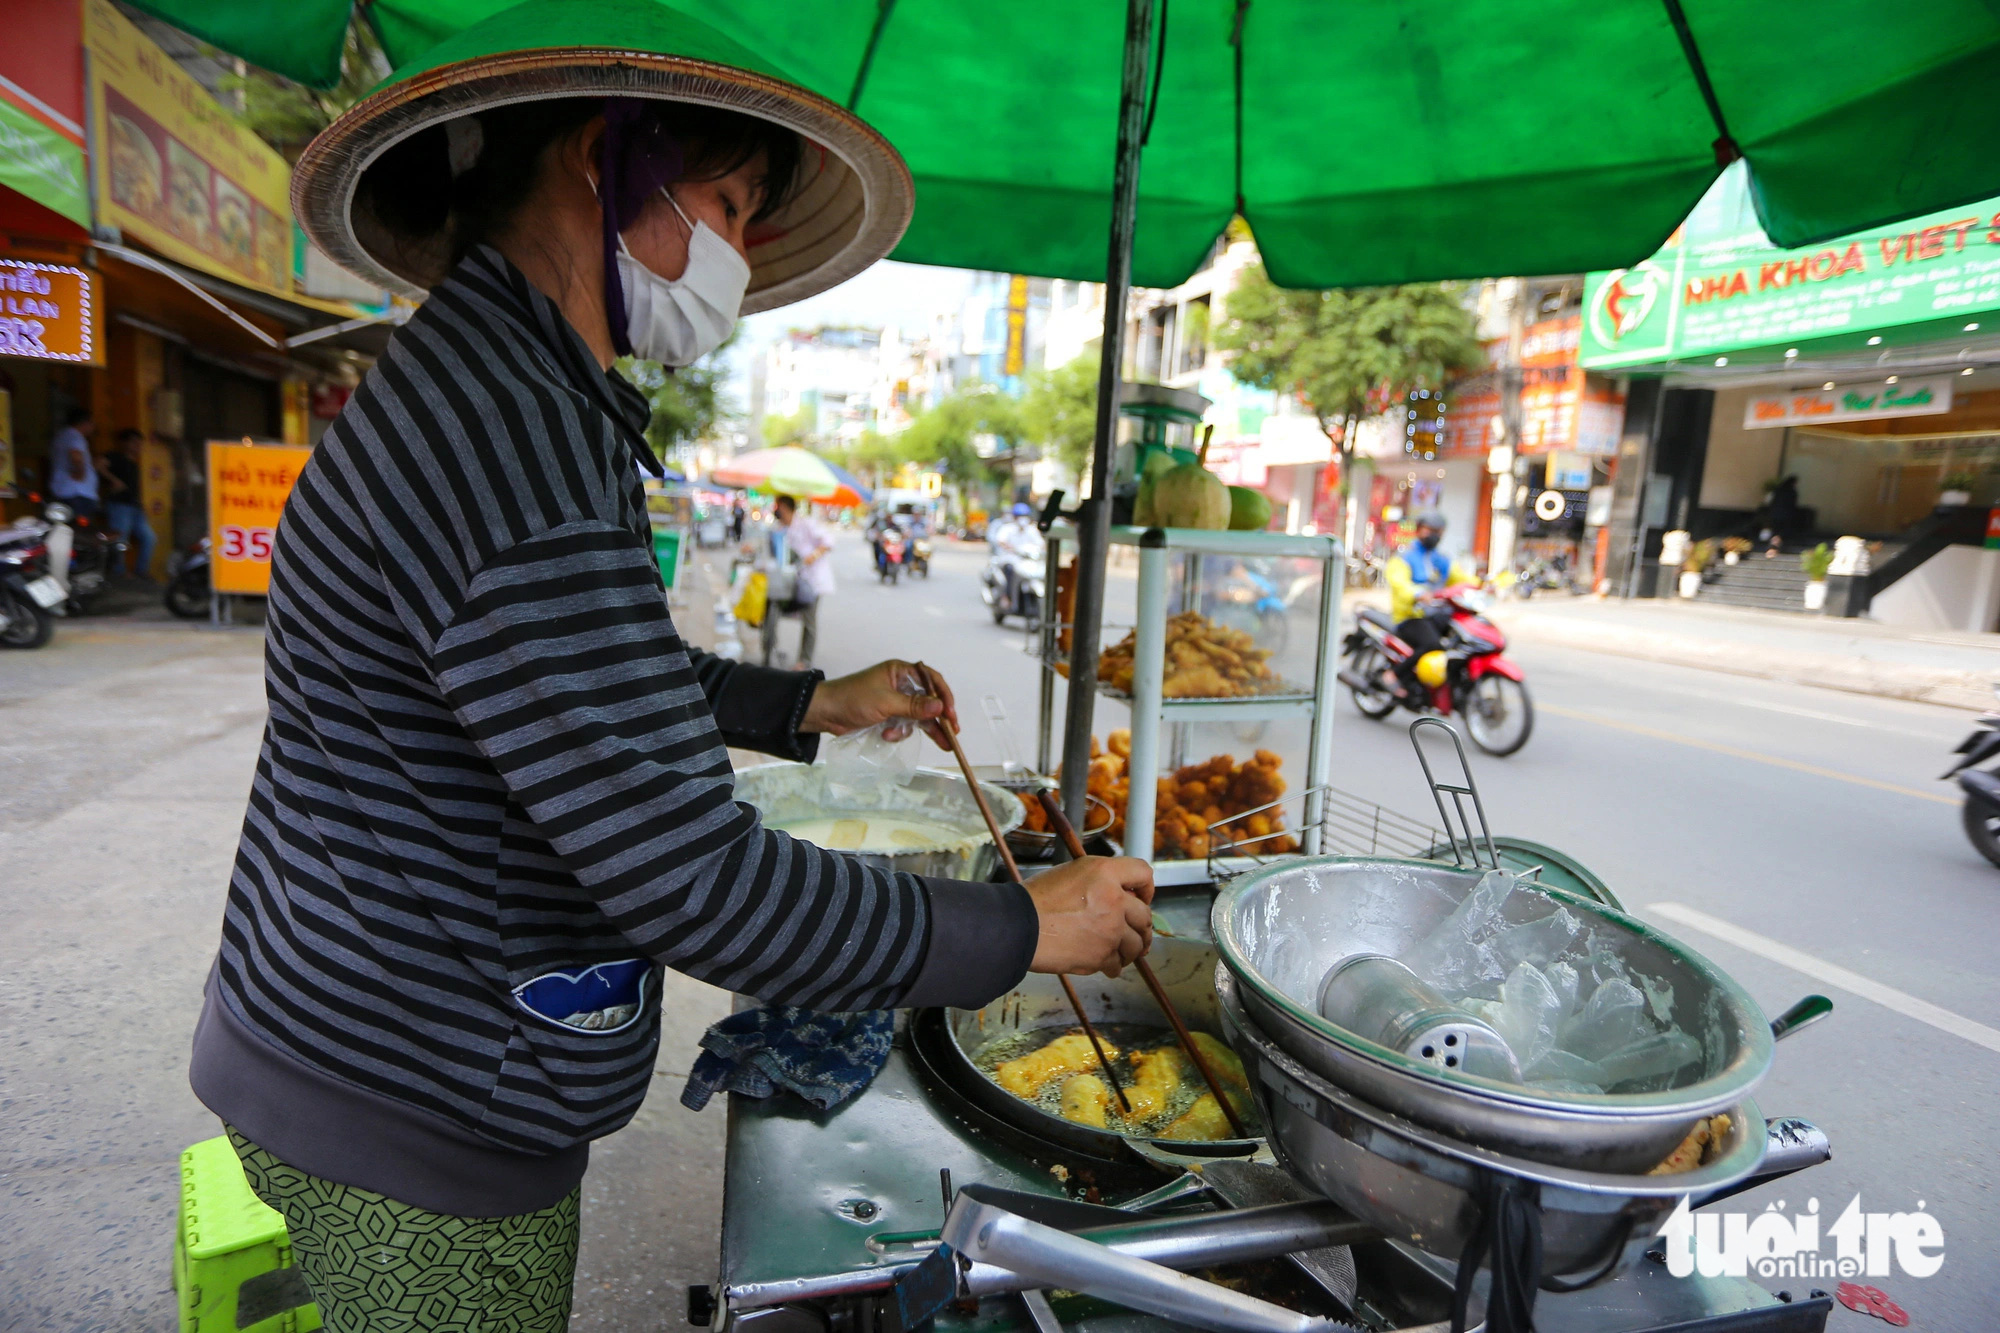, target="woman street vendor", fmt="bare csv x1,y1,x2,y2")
187,7,1153,1329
